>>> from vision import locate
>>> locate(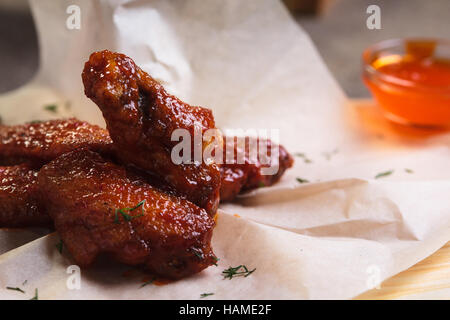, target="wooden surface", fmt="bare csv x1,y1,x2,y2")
356,242,450,299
